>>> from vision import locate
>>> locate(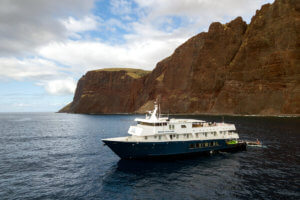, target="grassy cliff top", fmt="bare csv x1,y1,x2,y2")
92,68,151,79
